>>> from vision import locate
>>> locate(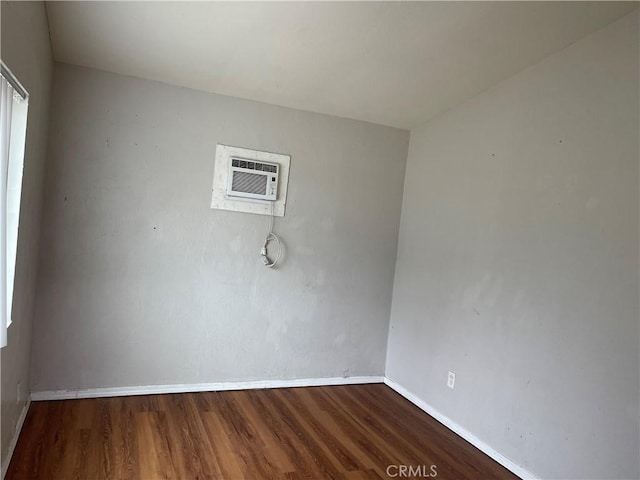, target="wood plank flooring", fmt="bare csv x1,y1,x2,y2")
6,384,519,480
